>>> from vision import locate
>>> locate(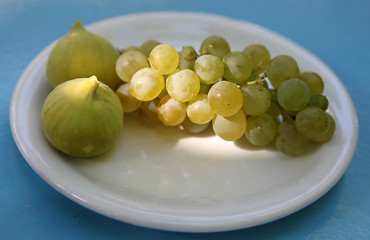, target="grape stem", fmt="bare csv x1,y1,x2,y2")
247,77,266,85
